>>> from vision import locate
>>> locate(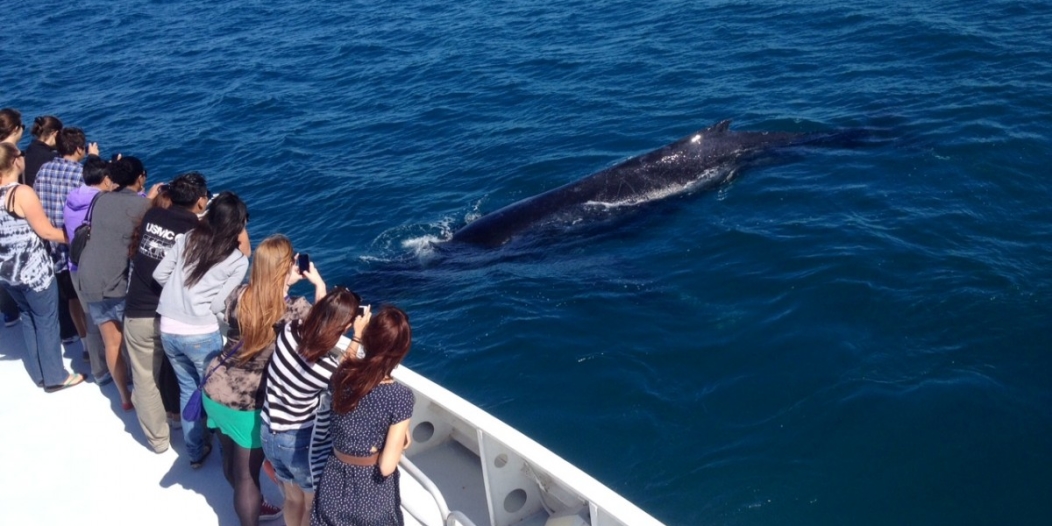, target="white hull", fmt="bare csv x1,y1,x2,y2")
392,365,662,526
